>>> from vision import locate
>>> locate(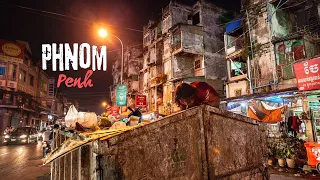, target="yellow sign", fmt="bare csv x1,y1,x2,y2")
2,43,22,57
